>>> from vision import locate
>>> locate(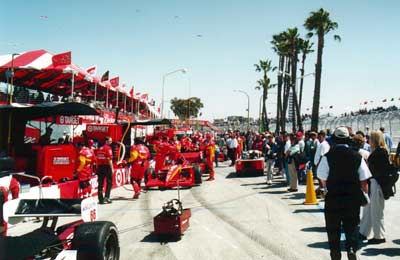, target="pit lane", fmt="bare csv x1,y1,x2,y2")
9,163,400,259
